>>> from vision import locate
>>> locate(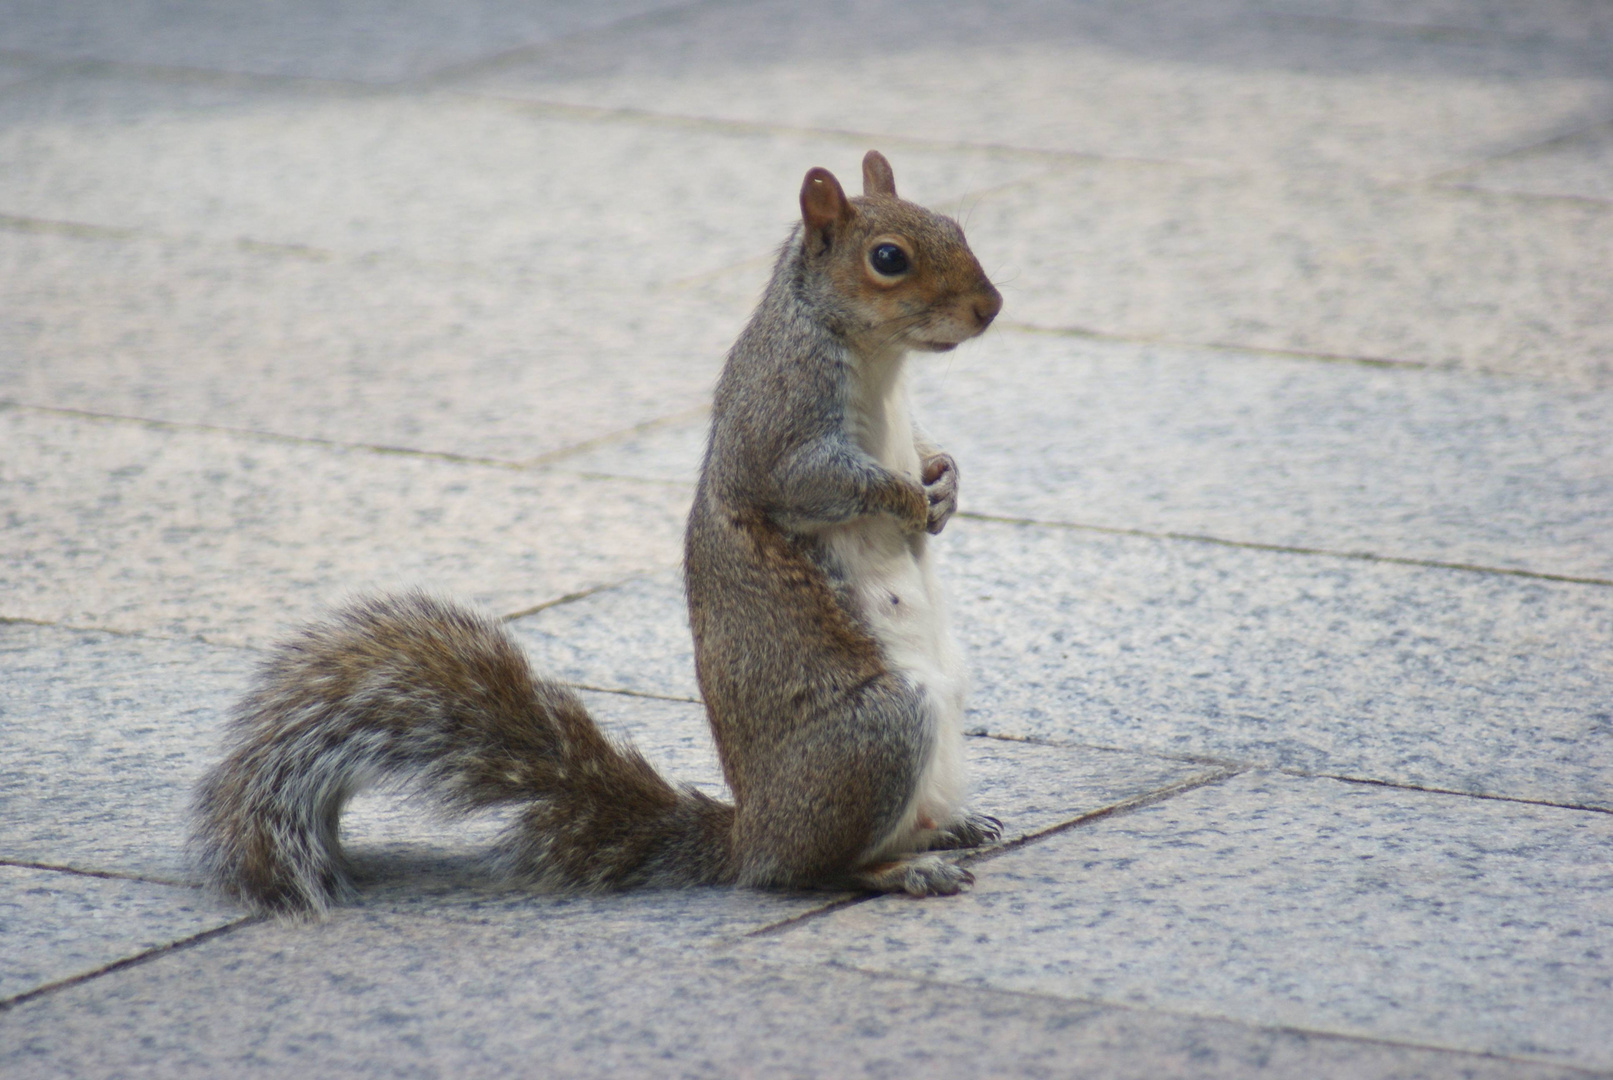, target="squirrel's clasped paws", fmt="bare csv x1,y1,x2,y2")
922,452,959,535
